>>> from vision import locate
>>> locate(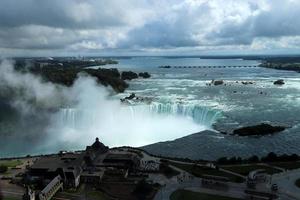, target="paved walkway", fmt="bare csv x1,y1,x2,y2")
271,169,300,200
219,168,246,179
260,163,286,172
142,150,299,200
